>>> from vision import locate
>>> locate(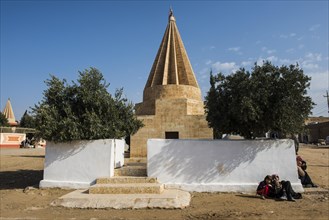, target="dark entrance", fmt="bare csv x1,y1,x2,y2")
165,131,179,139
